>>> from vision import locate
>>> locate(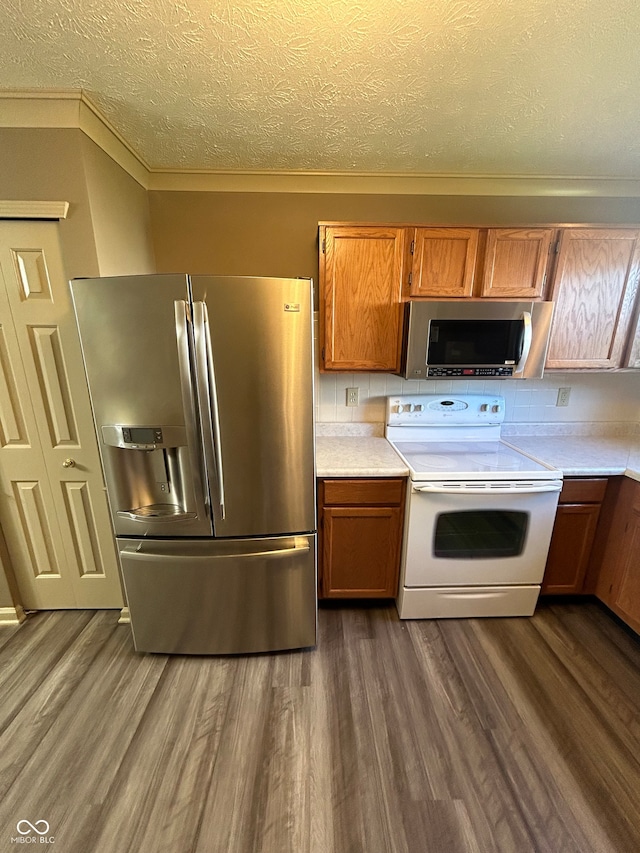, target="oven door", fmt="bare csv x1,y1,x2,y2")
403,480,561,587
